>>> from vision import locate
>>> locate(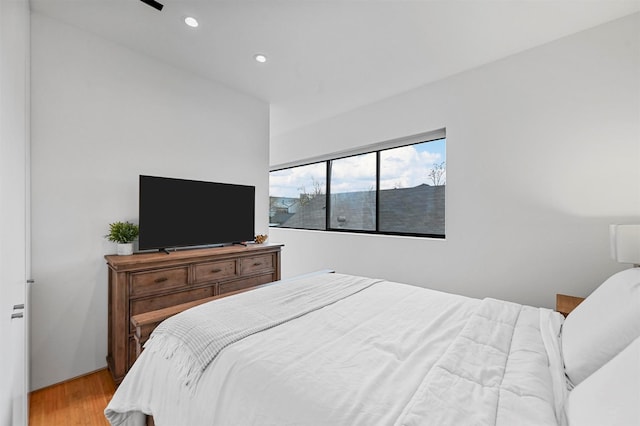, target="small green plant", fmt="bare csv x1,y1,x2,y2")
106,221,139,244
